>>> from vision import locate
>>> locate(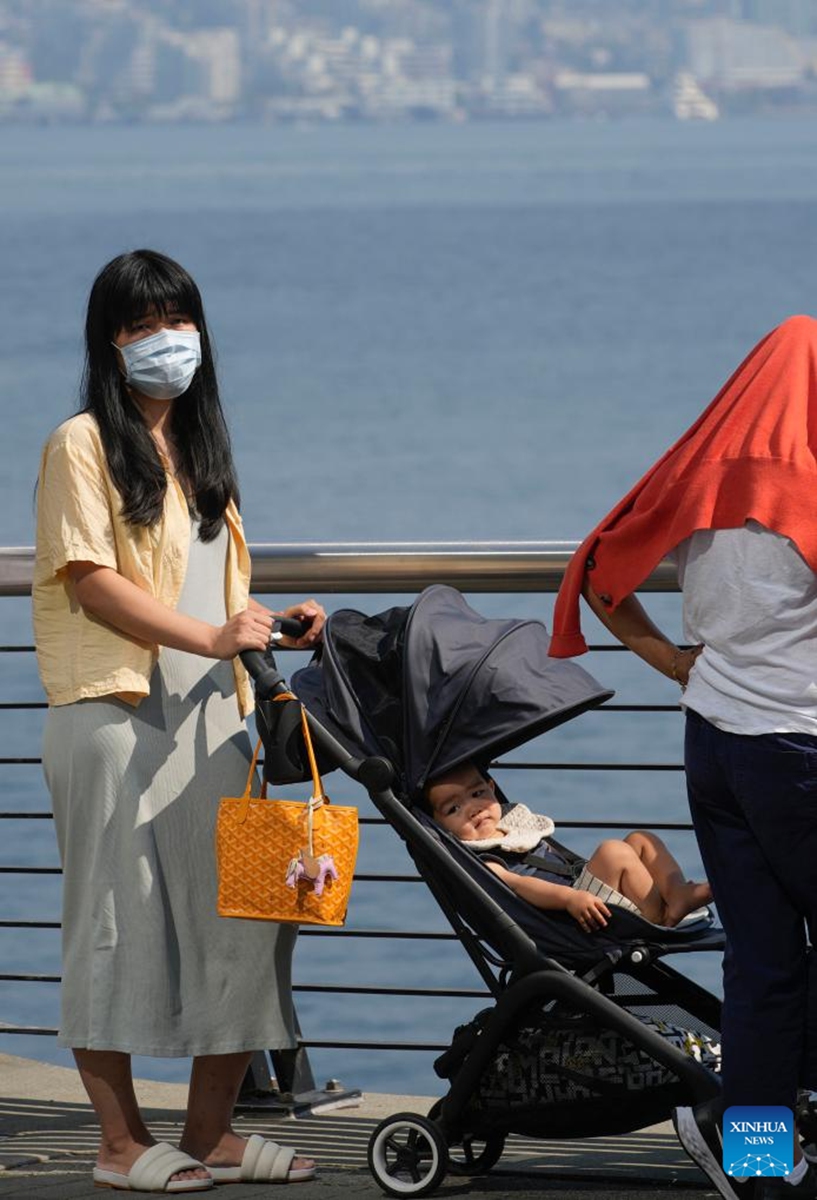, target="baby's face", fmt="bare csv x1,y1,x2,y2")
426,765,502,841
